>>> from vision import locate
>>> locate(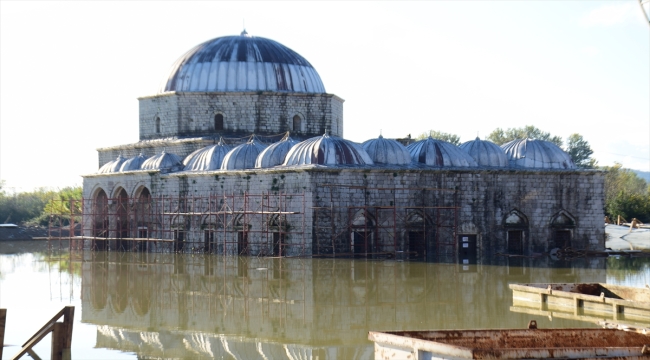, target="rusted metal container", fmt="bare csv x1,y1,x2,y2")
368,322,650,359
510,283,650,327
